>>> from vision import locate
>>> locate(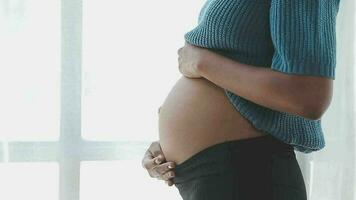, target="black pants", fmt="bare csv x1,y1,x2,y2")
172,134,307,200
